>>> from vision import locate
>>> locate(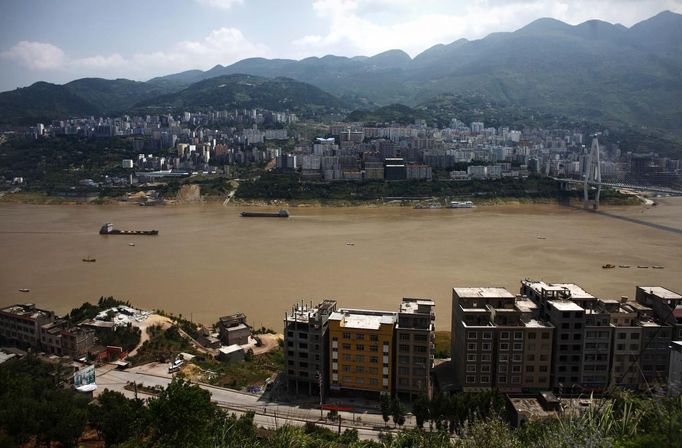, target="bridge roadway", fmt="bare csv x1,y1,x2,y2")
552,178,682,196
95,363,412,441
